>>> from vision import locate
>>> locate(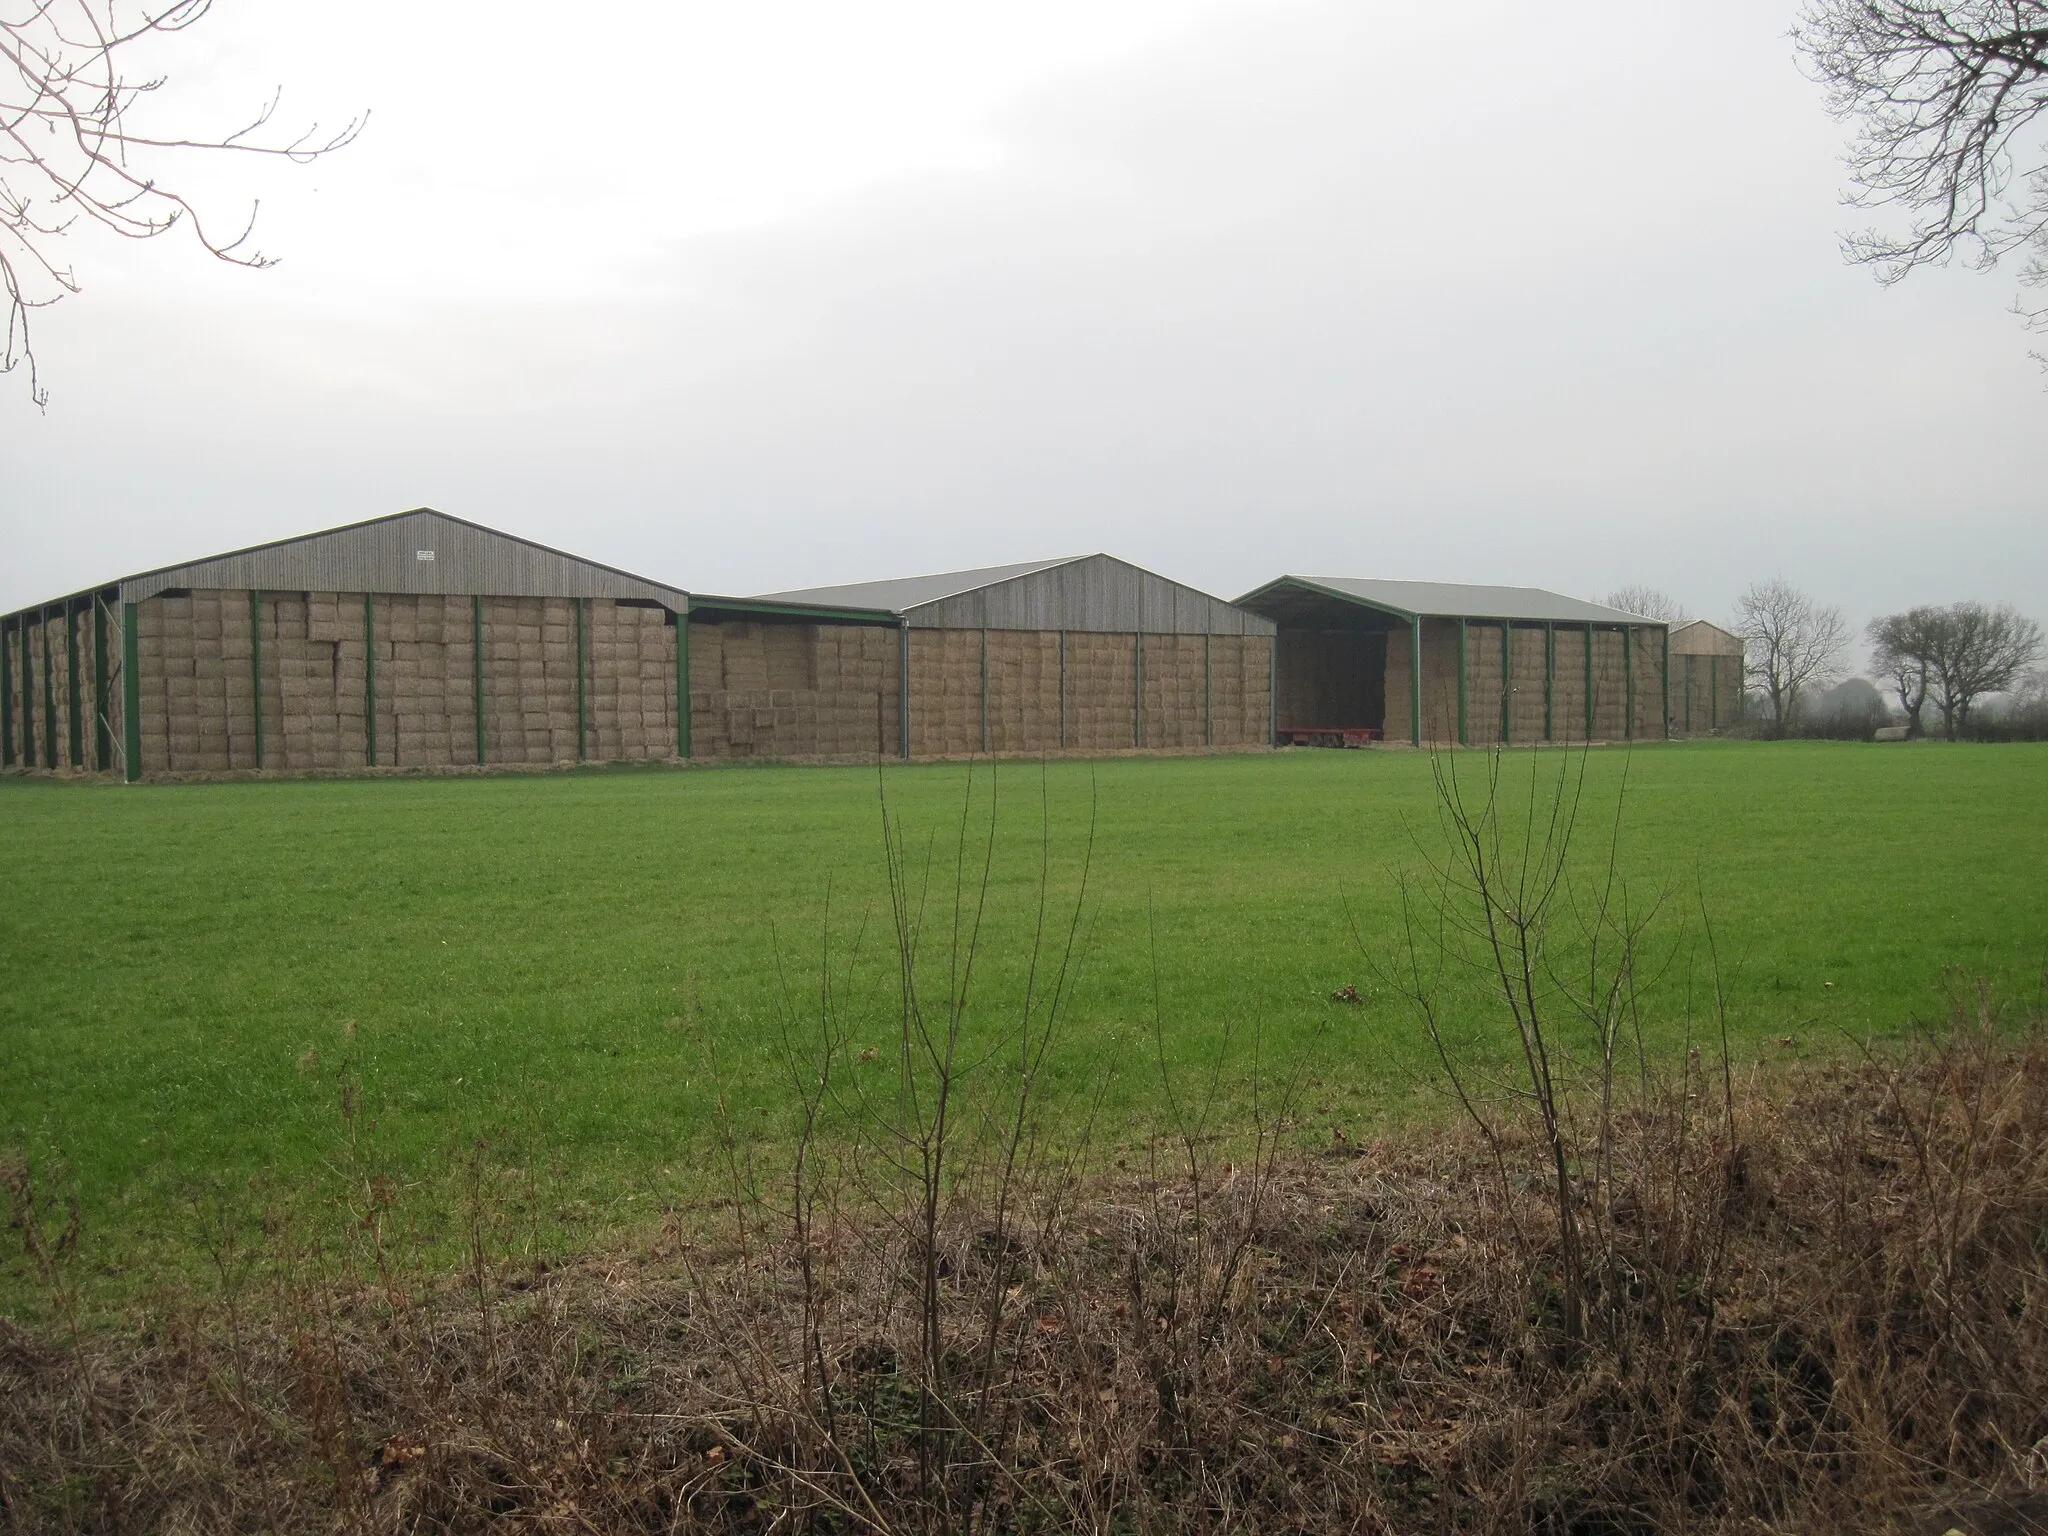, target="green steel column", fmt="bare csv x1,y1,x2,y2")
473,596,488,765
1,619,13,766
1584,623,1595,740
676,613,692,761
1455,617,1468,747
19,622,31,770
1204,633,1213,747
1058,631,1068,749
121,602,141,782
1660,628,1671,740
65,602,83,767
1499,622,1511,745
1624,625,1636,739
1268,634,1278,746
1409,620,1422,746
898,622,912,761
19,620,34,767
575,597,588,762
1132,631,1143,747
92,598,110,770
248,590,265,770
1709,655,1719,730
363,592,377,767
979,628,990,754
1544,622,1555,742
42,610,57,769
